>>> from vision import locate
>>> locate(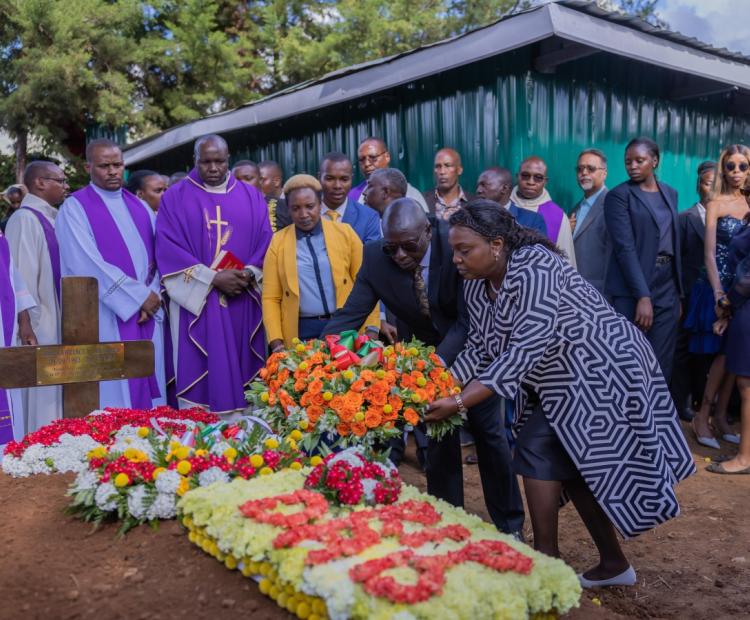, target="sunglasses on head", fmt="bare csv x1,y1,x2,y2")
725,161,749,172
519,171,546,182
